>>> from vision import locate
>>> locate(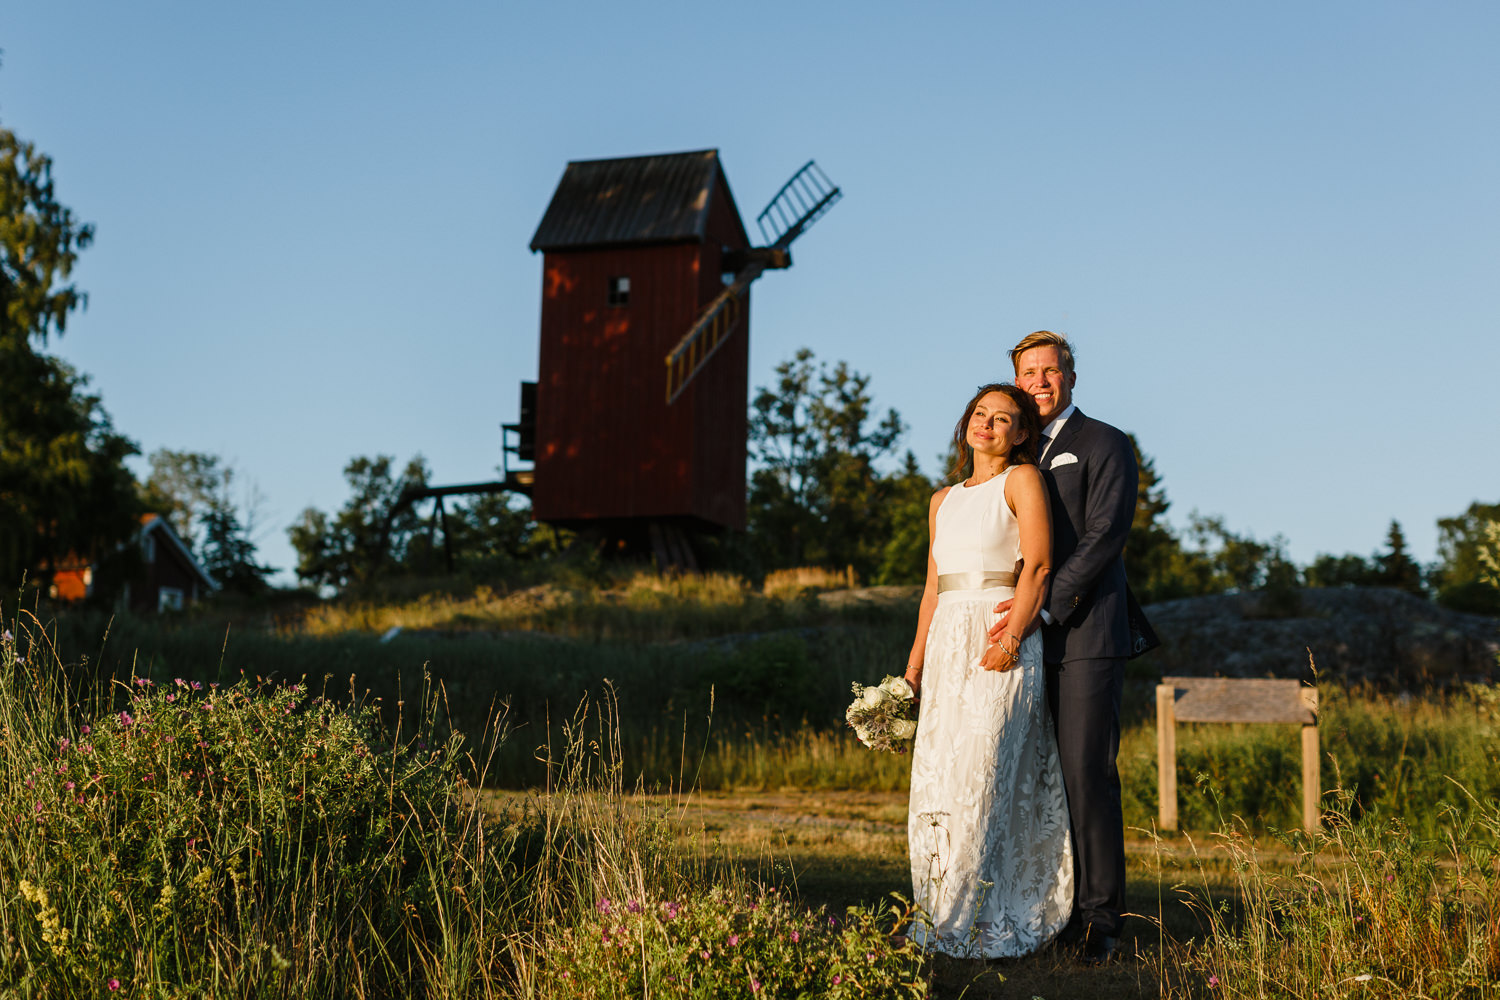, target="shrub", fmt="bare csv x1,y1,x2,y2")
536,885,927,999
0,618,511,997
